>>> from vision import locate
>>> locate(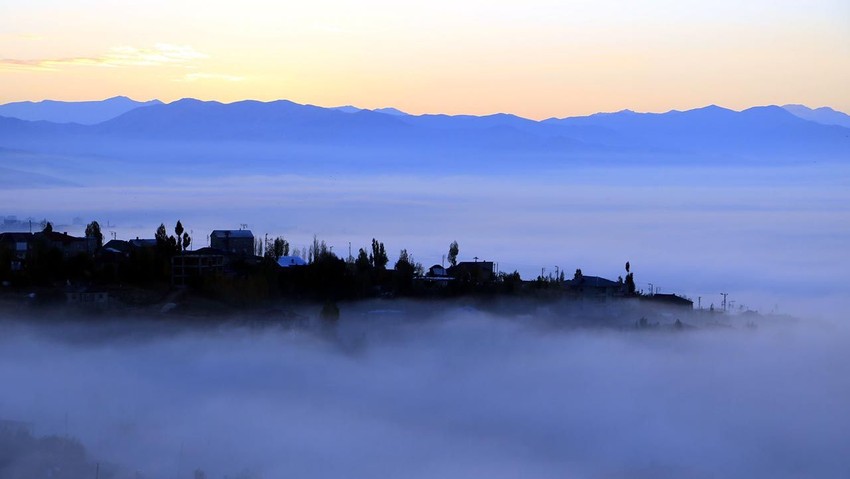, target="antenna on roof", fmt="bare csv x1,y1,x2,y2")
240,223,248,230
